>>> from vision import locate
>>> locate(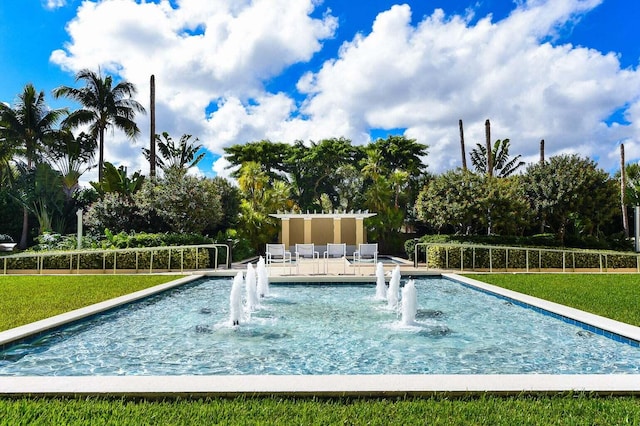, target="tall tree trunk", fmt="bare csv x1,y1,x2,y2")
539,139,546,233
98,127,105,182
459,119,467,171
18,157,33,249
485,119,492,177
150,74,156,179
19,207,28,249
484,119,492,234
621,143,629,237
